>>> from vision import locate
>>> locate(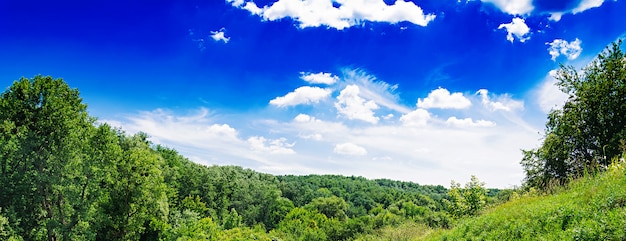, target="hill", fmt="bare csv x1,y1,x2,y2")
425,156,626,240
354,154,626,240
